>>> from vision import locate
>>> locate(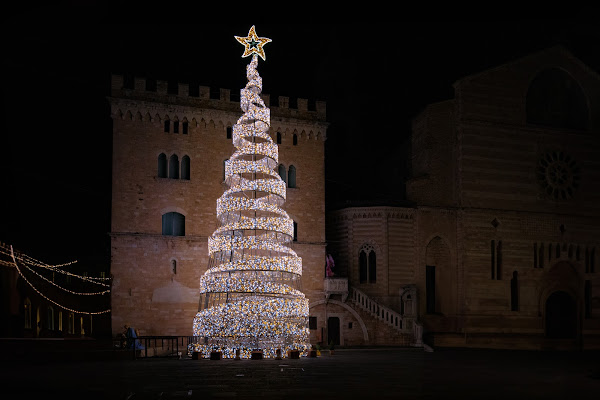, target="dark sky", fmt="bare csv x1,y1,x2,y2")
2,14,599,267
